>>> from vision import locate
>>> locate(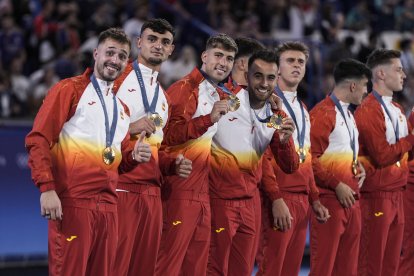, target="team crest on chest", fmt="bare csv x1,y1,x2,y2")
162,102,166,111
